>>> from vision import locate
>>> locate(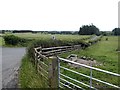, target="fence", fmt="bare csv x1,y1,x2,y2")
35,45,82,57
34,45,120,89
34,45,82,88
58,57,120,89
